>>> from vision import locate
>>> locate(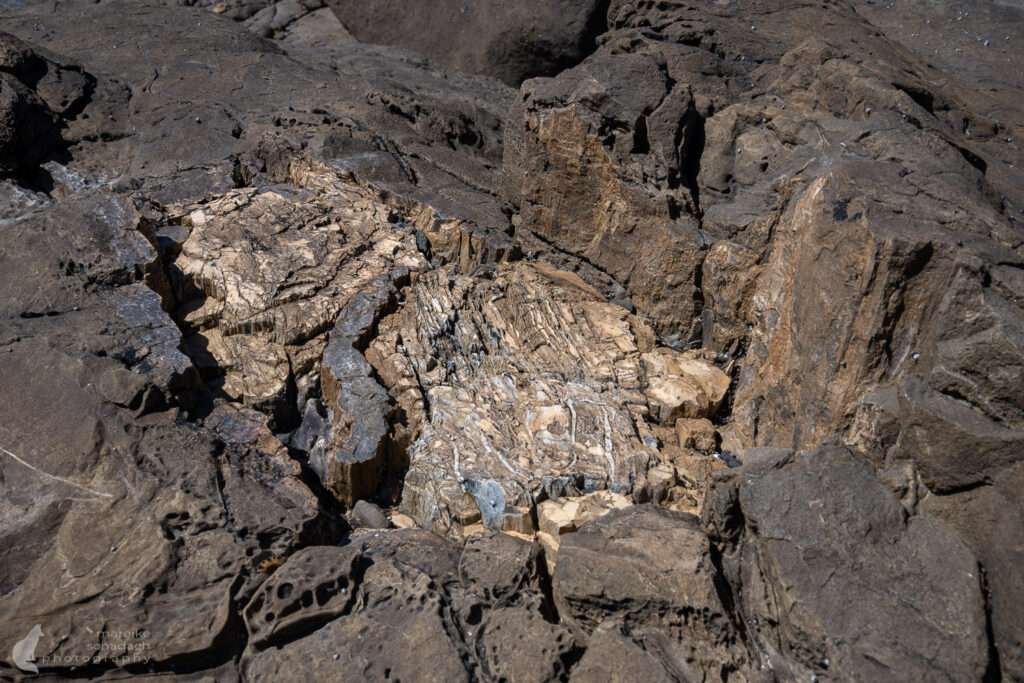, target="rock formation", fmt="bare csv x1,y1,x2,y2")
0,0,1021,679
367,260,730,536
